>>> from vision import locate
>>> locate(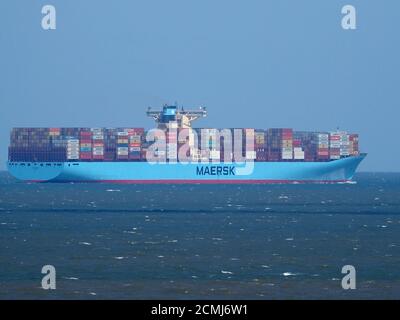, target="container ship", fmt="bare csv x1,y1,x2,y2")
7,105,366,183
